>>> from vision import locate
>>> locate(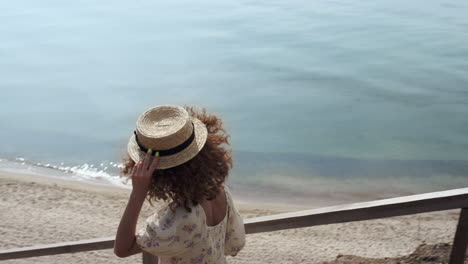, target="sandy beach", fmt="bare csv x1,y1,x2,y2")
0,171,460,264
